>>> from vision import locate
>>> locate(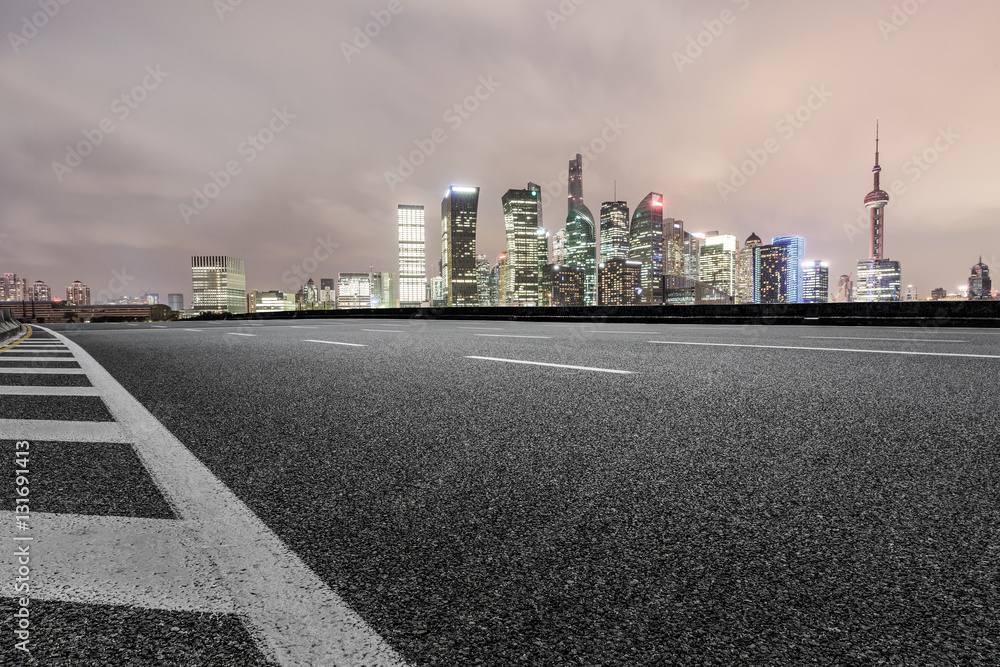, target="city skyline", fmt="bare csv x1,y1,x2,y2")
1,2,997,300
